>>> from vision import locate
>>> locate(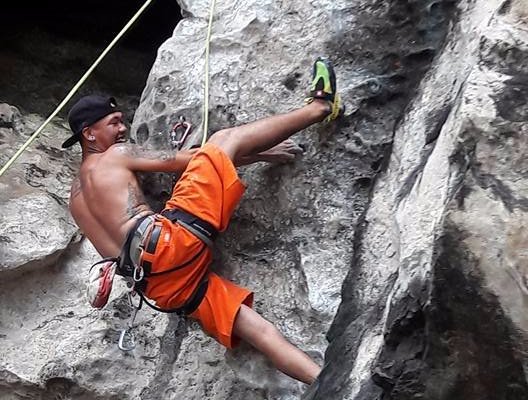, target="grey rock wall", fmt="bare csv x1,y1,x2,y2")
0,104,79,272
0,0,527,399
312,1,528,399
130,0,460,398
